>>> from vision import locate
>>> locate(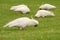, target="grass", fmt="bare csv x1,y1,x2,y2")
0,0,60,40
